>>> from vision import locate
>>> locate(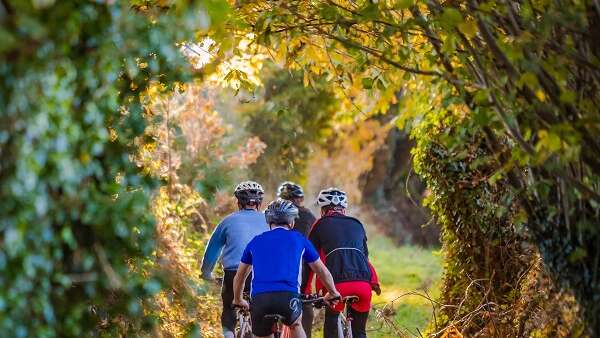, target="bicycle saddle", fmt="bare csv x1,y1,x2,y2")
344,296,360,303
